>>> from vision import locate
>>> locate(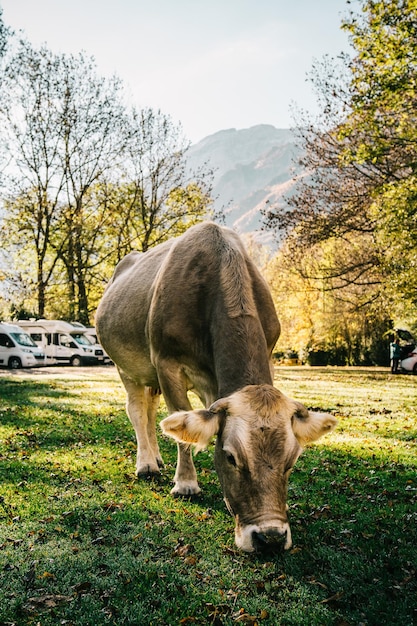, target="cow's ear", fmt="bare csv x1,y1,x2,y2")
160,409,221,450
292,411,337,447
